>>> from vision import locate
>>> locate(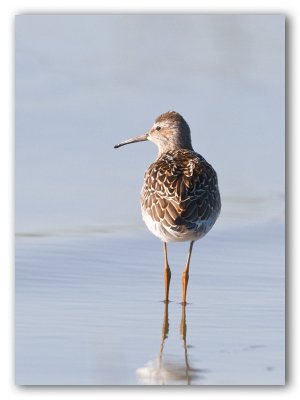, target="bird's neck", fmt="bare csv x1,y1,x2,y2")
157,141,194,157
